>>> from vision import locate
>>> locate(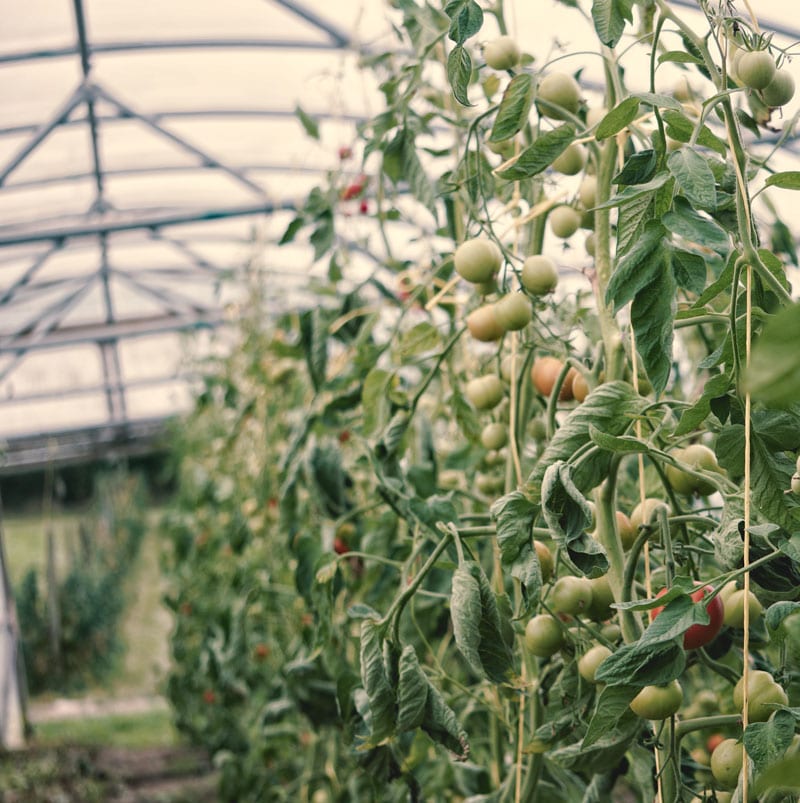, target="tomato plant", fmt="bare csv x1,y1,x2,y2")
162,1,800,801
